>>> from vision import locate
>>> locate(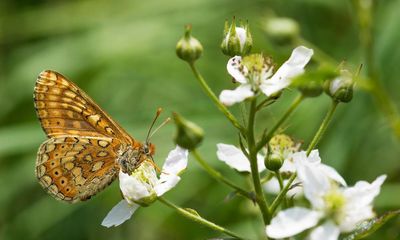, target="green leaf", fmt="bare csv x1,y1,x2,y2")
342,210,400,240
